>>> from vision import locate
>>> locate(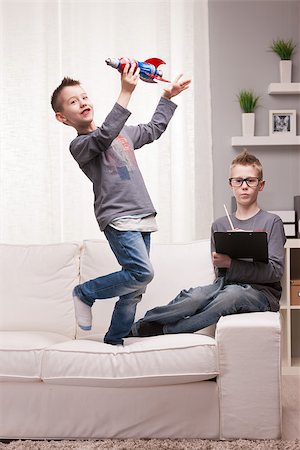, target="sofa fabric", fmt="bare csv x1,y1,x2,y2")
0,240,282,440
42,334,218,387
0,242,80,338
0,380,220,439
0,331,70,382
217,312,282,439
